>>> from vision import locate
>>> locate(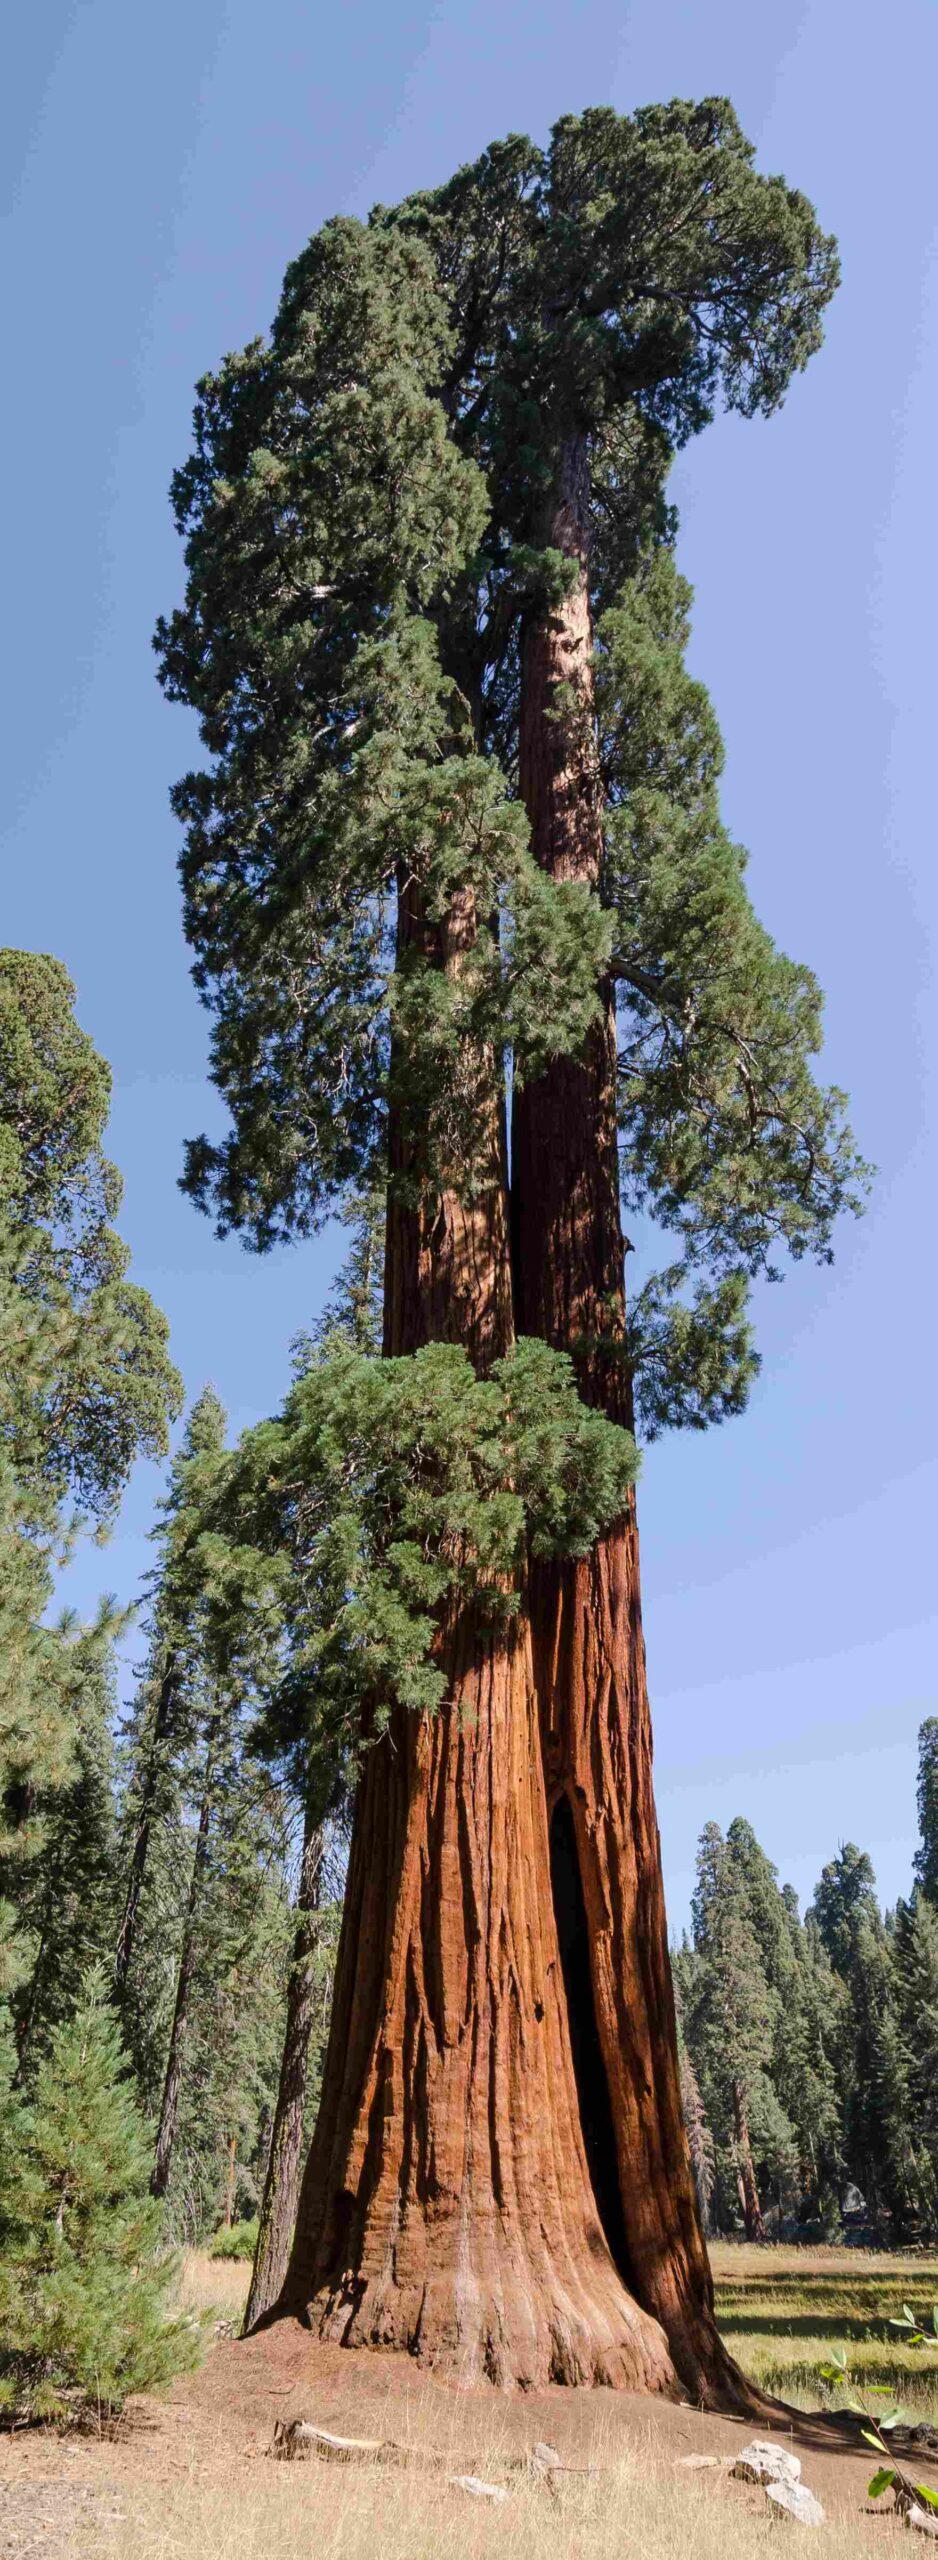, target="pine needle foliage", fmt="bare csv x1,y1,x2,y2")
0,1969,197,2422
599,552,869,1428
0,953,179,1990
12,1623,120,2068
158,101,865,1436
219,1334,638,1762
915,1720,938,1909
